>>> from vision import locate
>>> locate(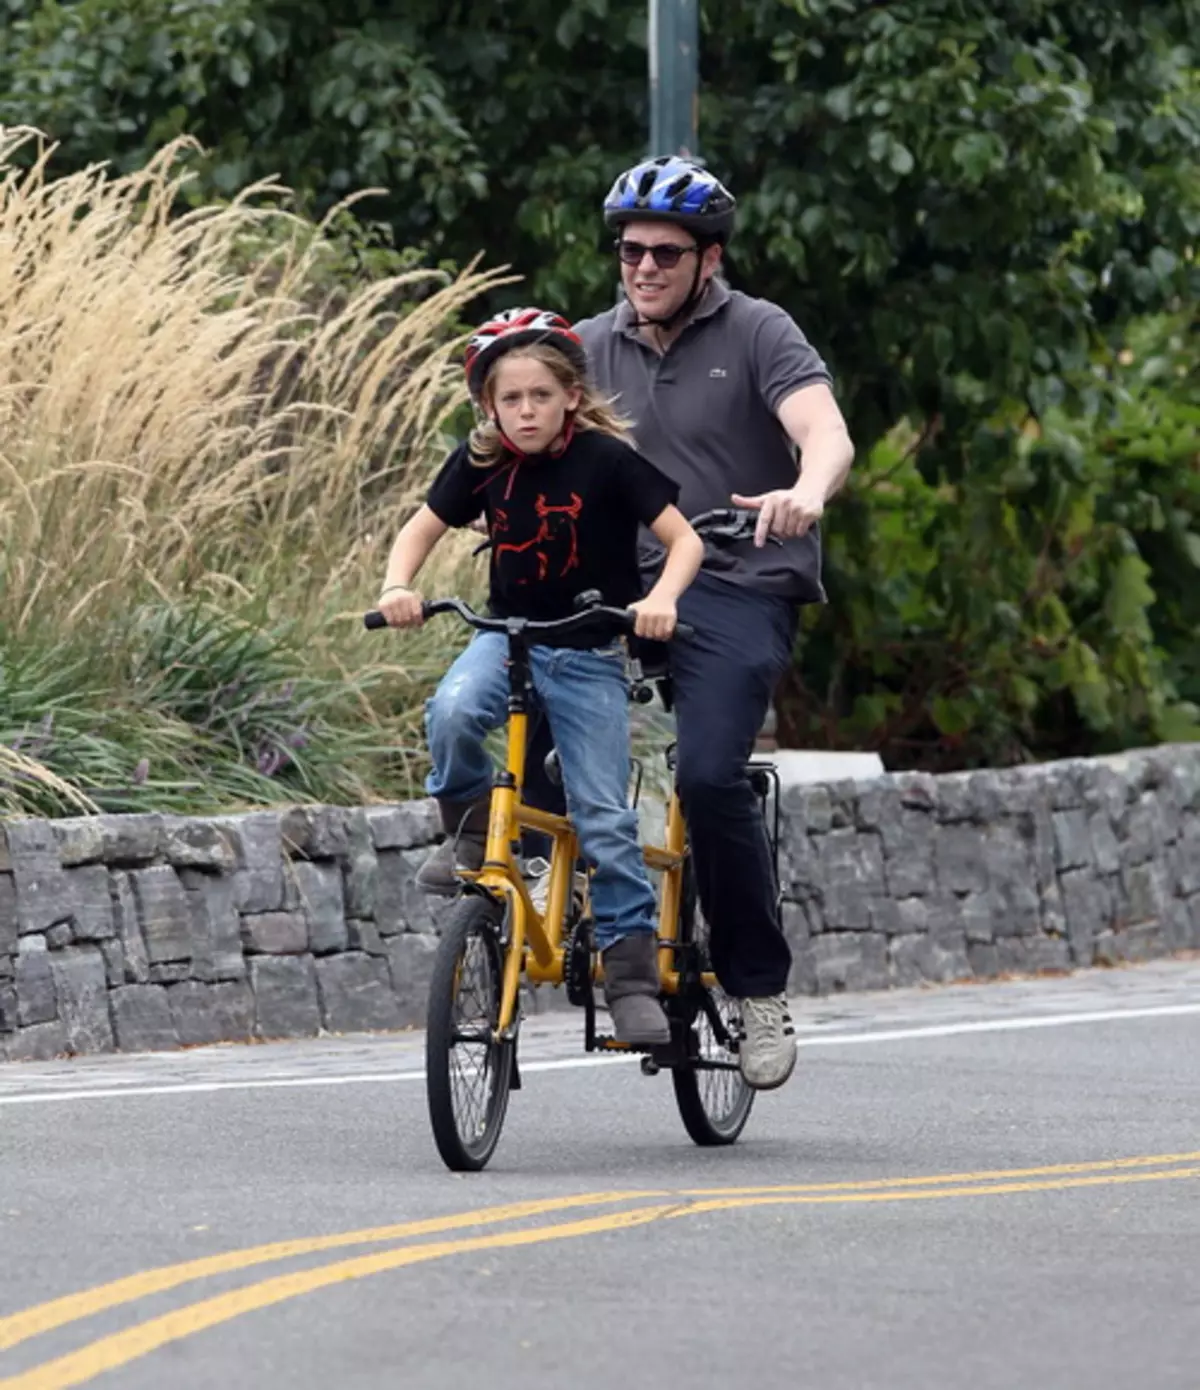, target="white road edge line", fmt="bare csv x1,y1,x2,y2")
2,1001,1199,1107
